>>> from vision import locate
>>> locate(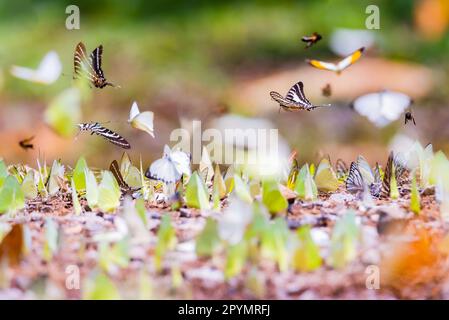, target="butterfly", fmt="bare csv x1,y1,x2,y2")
270,81,331,112
382,151,409,197
145,145,191,184
19,136,35,151
335,159,348,181
73,42,116,88
352,90,412,127
109,160,141,196
306,47,365,74
321,83,332,97
404,111,416,125
10,51,62,85
128,101,154,137
346,161,382,197
301,32,322,49
77,122,130,149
